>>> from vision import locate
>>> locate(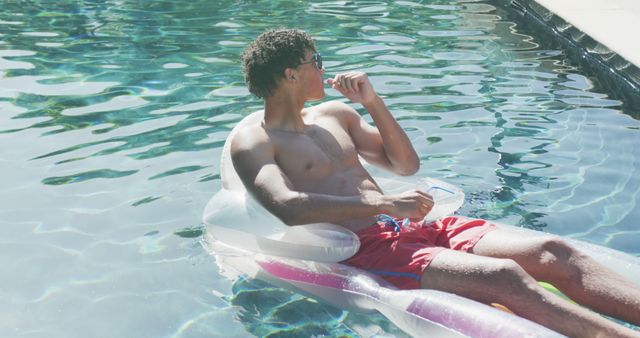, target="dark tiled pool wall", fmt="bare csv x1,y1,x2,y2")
492,0,640,111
